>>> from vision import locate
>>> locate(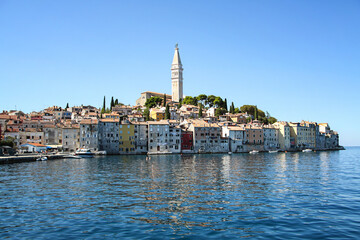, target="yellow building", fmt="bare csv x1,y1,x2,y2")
119,123,135,154
150,108,165,121
103,112,120,119
289,122,315,149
